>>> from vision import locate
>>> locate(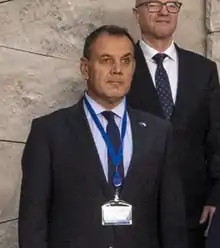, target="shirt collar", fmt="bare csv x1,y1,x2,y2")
139,40,177,62
84,92,126,119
